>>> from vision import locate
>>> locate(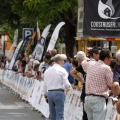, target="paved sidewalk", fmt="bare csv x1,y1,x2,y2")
0,83,48,120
